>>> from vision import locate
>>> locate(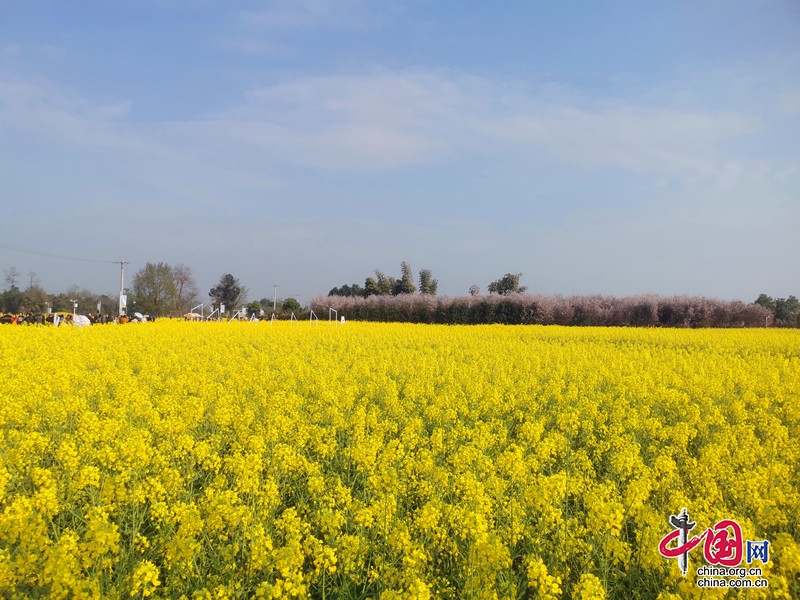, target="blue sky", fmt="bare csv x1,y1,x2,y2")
1,0,798,305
